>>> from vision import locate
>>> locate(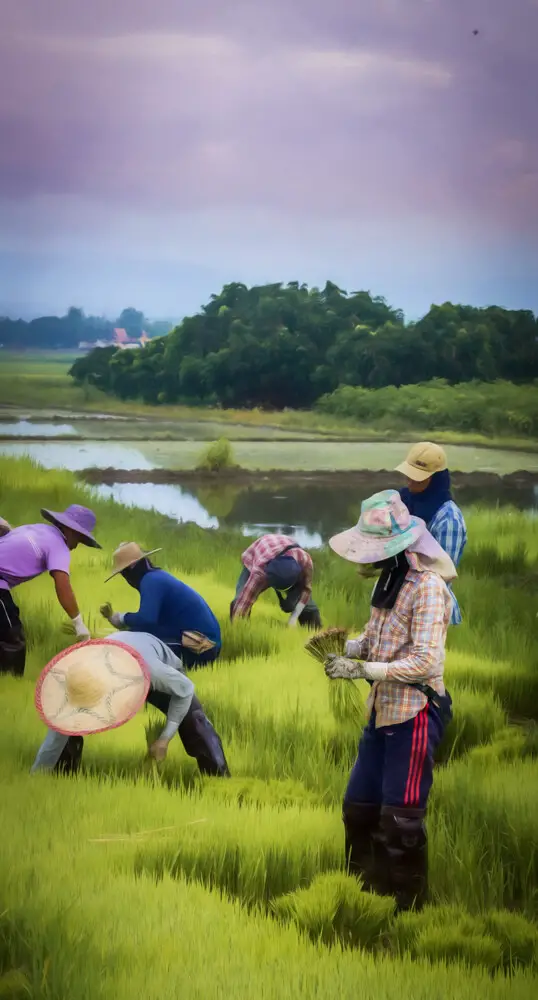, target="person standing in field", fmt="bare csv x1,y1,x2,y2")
31,631,230,777
230,533,322,628
0,505,99,677
395,442,467,625
325,490,455,911
100,542,221,668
